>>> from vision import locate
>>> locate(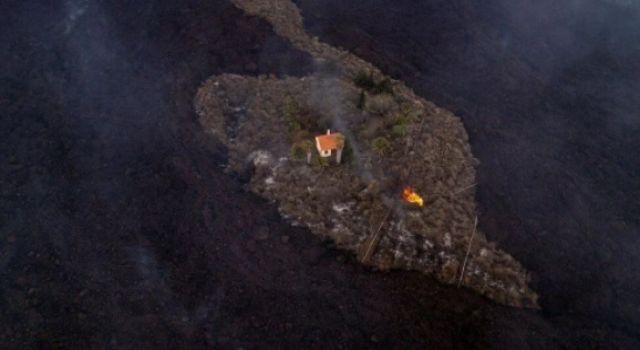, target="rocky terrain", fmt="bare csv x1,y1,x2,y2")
195,64,536,307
